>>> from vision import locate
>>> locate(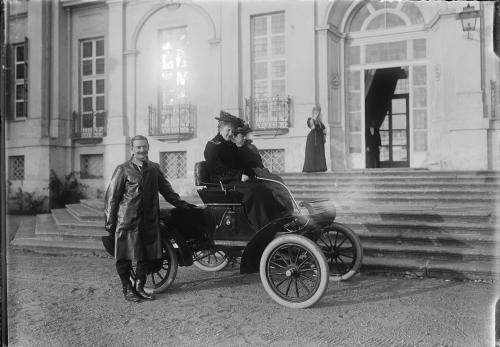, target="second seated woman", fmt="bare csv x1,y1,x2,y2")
232,123,293,214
